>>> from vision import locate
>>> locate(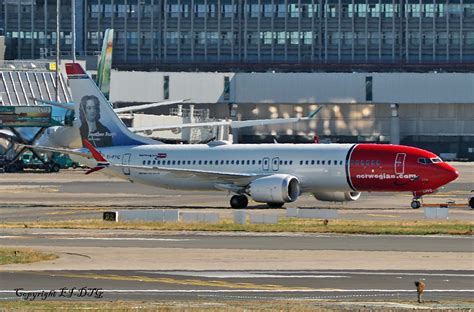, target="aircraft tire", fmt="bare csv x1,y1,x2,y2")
411,200,421,209
230,195,248,209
